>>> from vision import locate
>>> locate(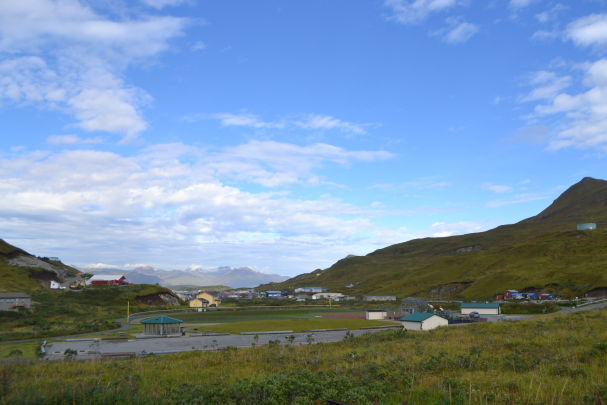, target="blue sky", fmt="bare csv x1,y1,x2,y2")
1,0,607,276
